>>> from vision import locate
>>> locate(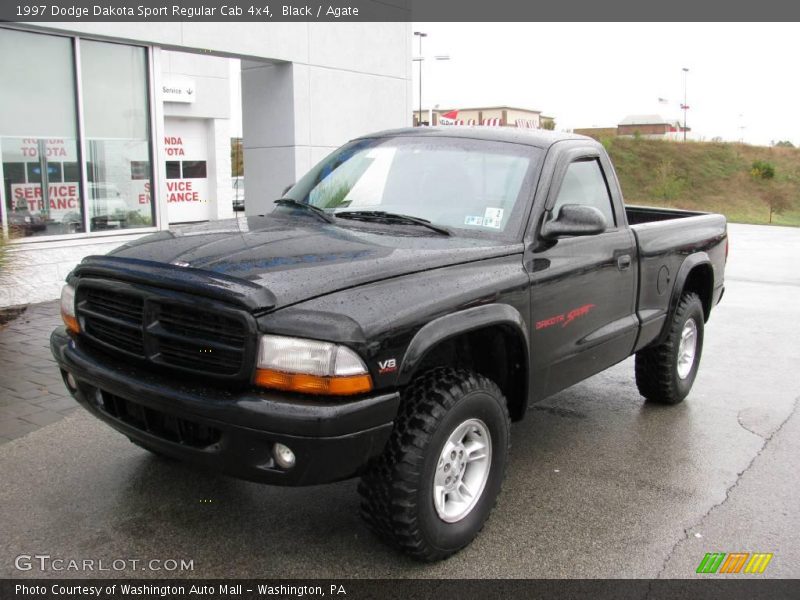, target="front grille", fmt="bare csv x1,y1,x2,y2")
158,338,244,374
100,391,221,448
159,304,246,346
84,287,144,322
82,287,145,355
76,280,253,380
